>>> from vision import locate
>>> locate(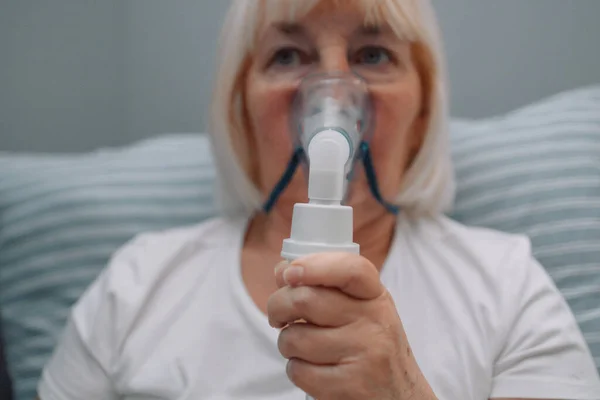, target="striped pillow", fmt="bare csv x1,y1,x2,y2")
0,135,216,400
450,85,600,371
